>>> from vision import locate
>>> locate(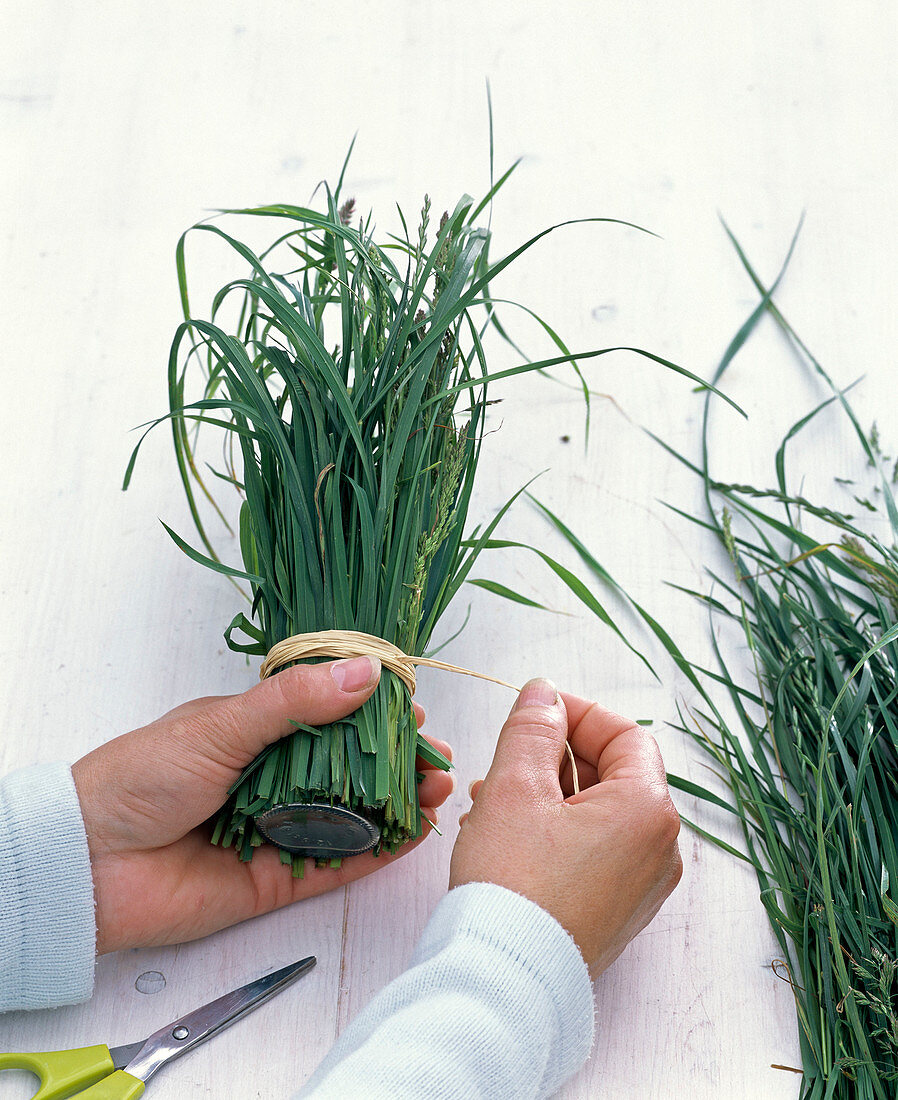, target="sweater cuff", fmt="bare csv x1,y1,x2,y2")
0,761,96,1010
414,882,595,1090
